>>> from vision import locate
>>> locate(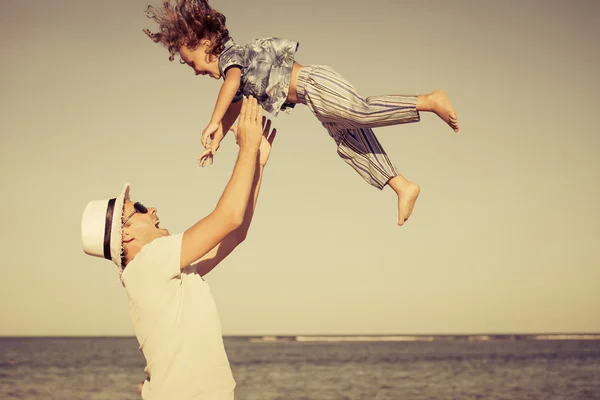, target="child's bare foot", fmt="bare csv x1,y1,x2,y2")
417,90,459,132
387,175,421,226
397,183,420,226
